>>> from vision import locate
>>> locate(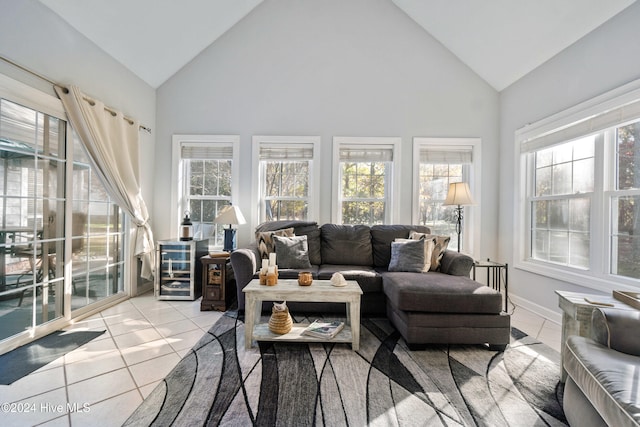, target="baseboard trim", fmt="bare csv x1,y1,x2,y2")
510,293,562,325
